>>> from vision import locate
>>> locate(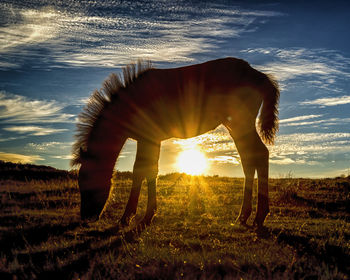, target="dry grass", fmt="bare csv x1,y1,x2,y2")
0,173,349,279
